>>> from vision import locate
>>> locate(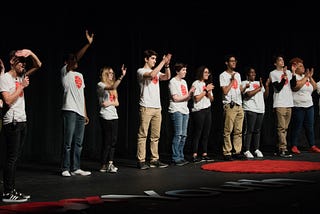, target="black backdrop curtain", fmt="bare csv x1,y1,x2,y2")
0,1,320,165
